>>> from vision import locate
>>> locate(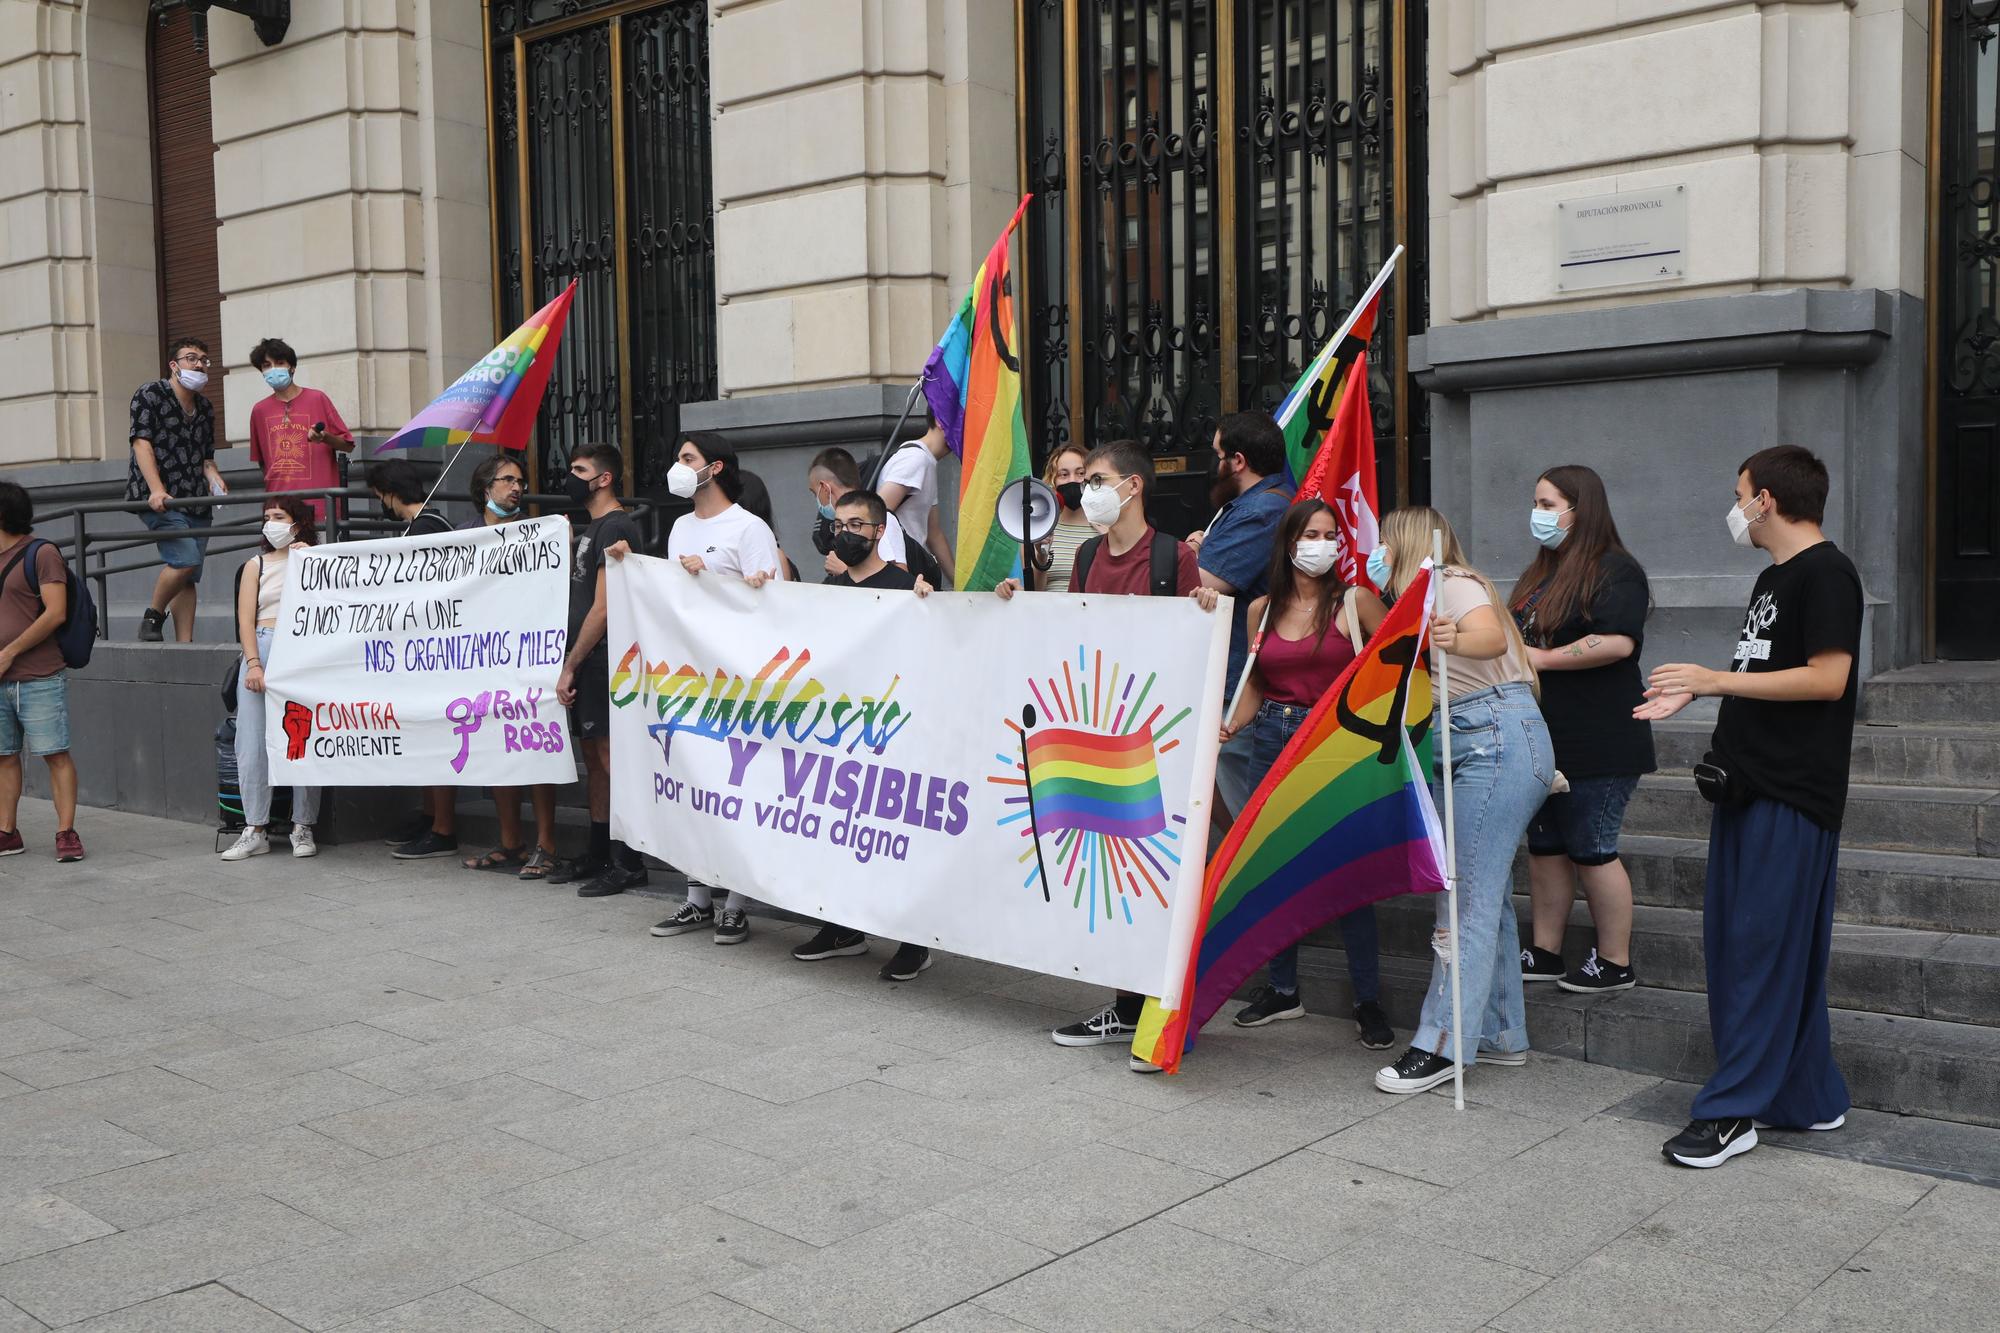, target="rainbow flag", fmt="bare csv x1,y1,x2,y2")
1026,724,1167,841
923,195,1033,592
1134,565,1446,1073
379,280,577,452
1273,250,1399,491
